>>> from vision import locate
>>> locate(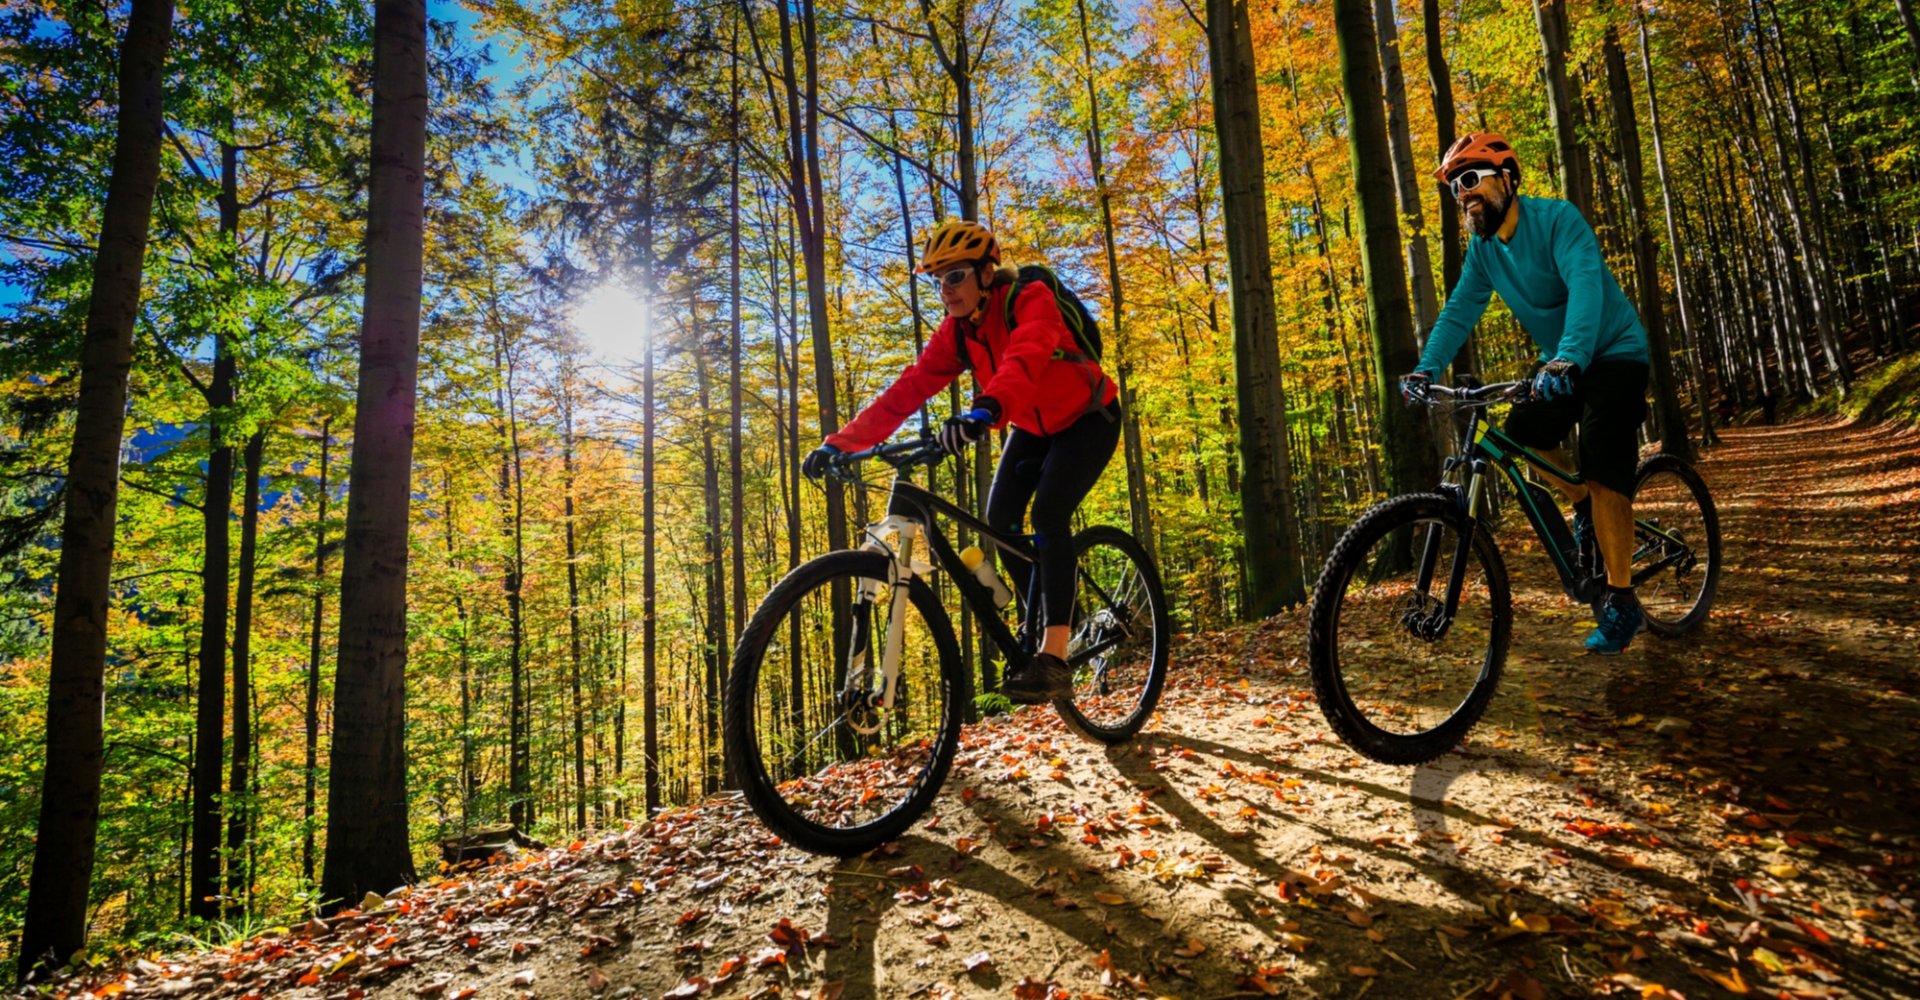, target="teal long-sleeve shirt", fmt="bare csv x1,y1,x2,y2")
1415,195,1649,377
